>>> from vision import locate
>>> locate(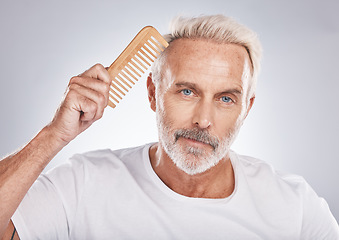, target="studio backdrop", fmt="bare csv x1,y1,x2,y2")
0,0,338,221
